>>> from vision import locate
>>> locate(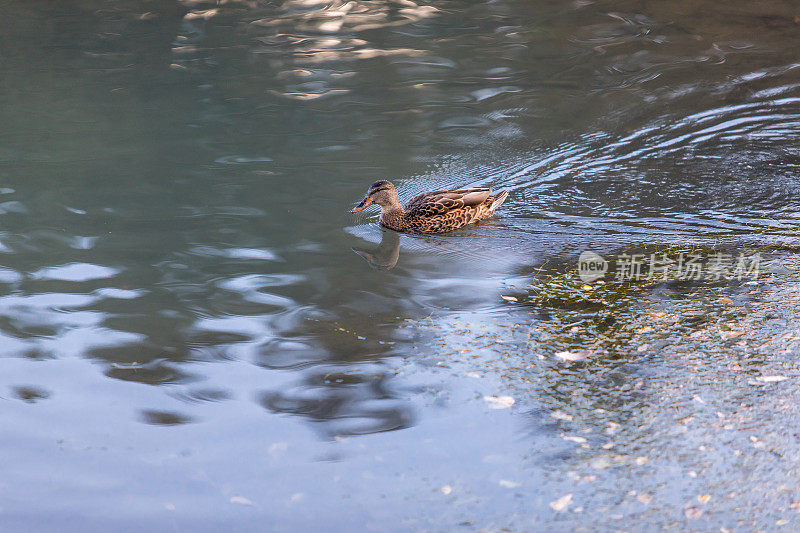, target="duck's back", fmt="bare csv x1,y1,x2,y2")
401,188,506,234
